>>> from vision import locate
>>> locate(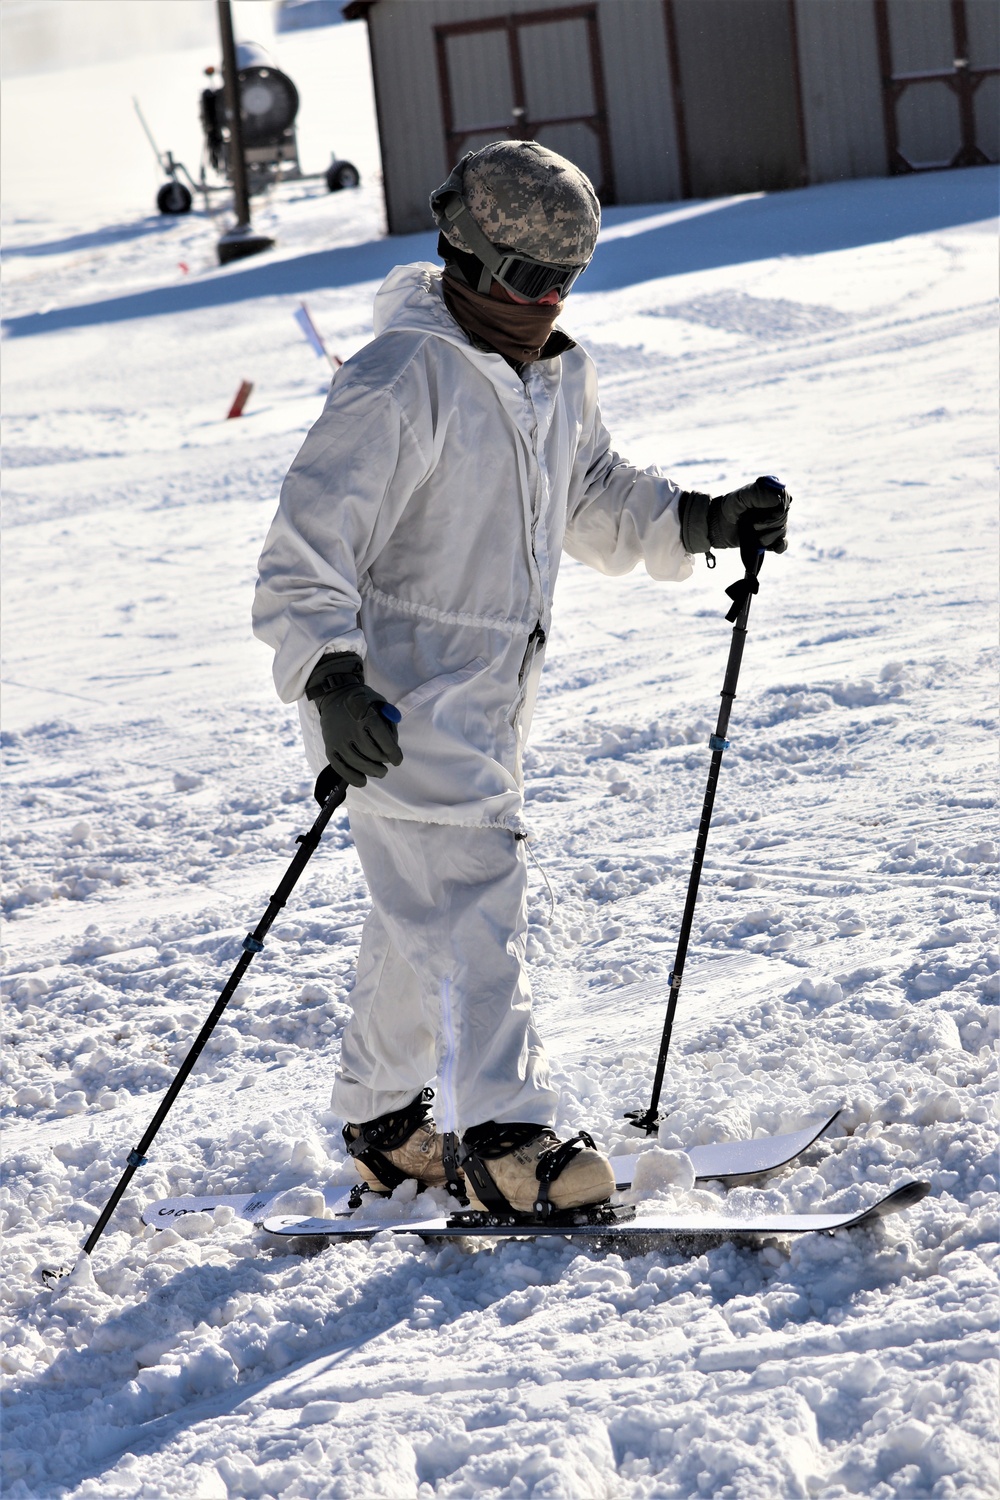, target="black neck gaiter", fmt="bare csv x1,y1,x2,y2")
442,270,564,367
